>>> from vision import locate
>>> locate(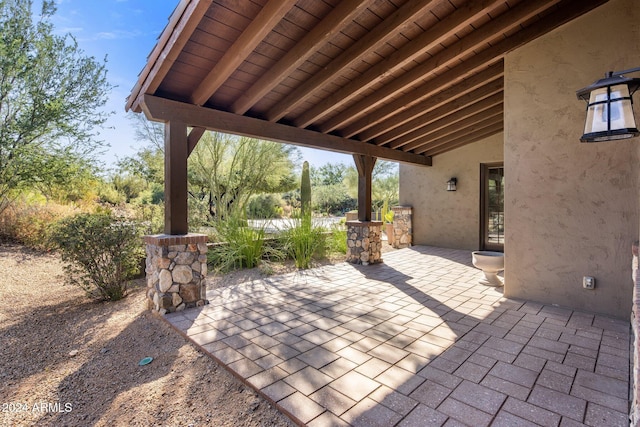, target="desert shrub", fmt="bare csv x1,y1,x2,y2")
208,217,283,272
283,214,326,269
49,213,143,301
247,194,284,219
325,223,347,255
0,197,79,249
